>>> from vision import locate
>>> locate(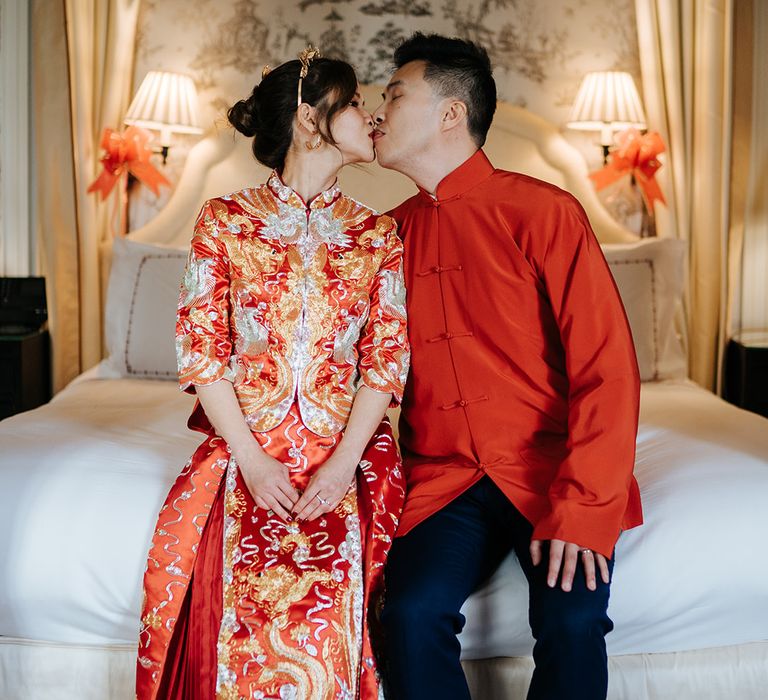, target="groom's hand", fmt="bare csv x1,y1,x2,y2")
530,538,610,592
